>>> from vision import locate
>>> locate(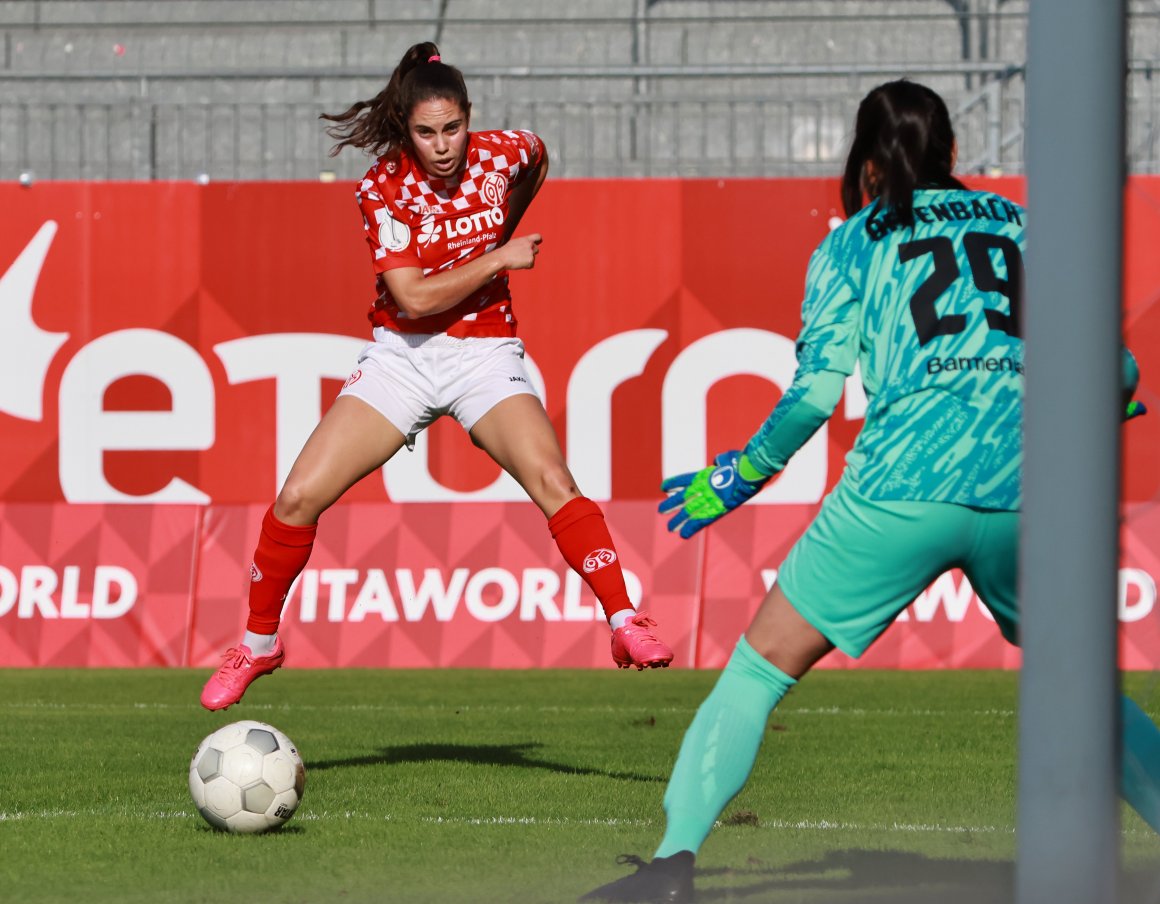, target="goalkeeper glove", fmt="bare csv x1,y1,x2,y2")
658,450,769,539
1123,349,1146,421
